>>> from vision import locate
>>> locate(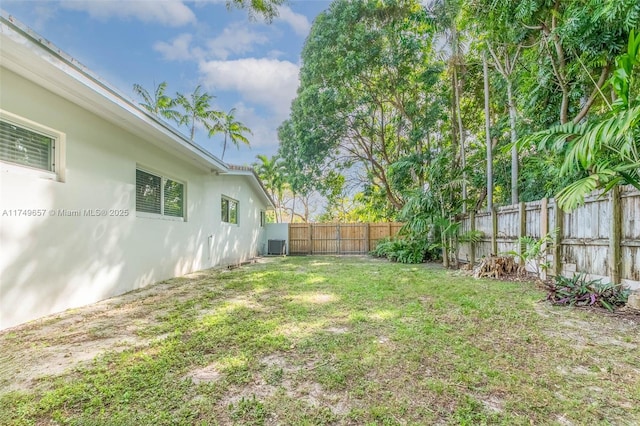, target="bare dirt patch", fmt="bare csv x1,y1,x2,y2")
533,301,640,352
185,364,222,385
0,265,252,394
